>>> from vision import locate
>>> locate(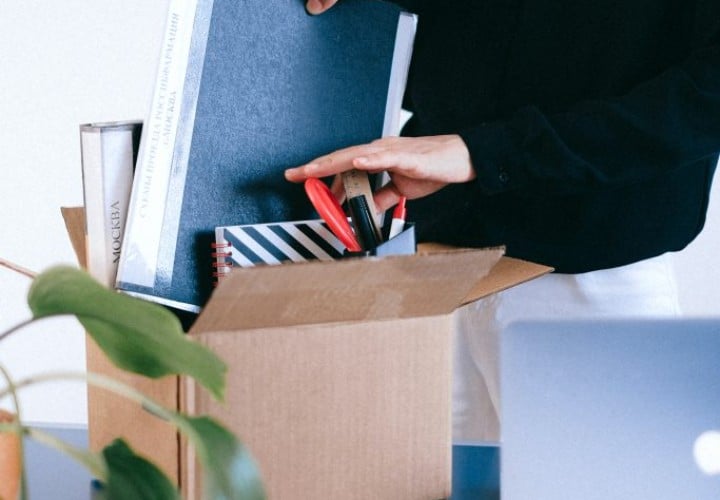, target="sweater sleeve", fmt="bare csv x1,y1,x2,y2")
460,20,720,197
384,0,425,14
